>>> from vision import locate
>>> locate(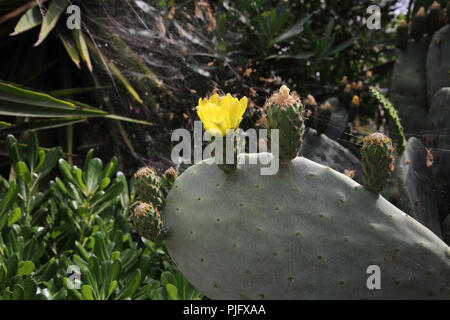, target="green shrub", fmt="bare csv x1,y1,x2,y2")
0,133,203,300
